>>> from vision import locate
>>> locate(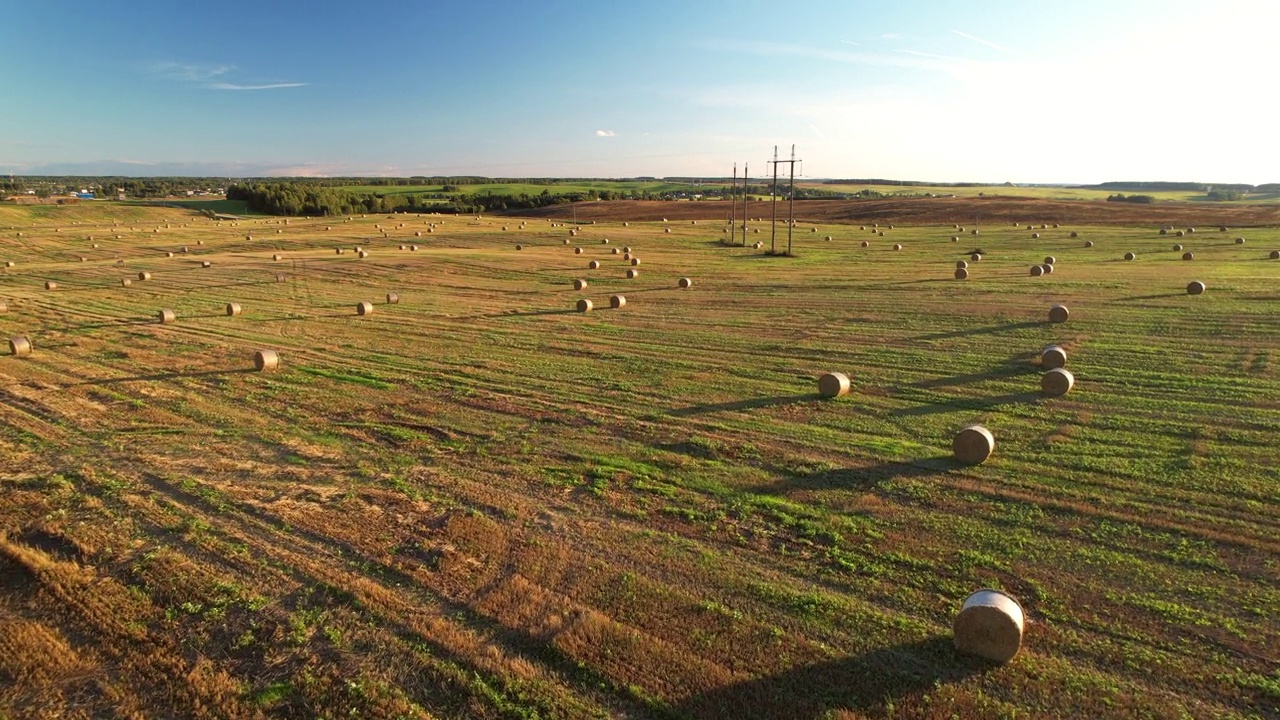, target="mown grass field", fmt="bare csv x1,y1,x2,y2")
0,201,1276,719
800,183,1280,204
340,181,716,197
